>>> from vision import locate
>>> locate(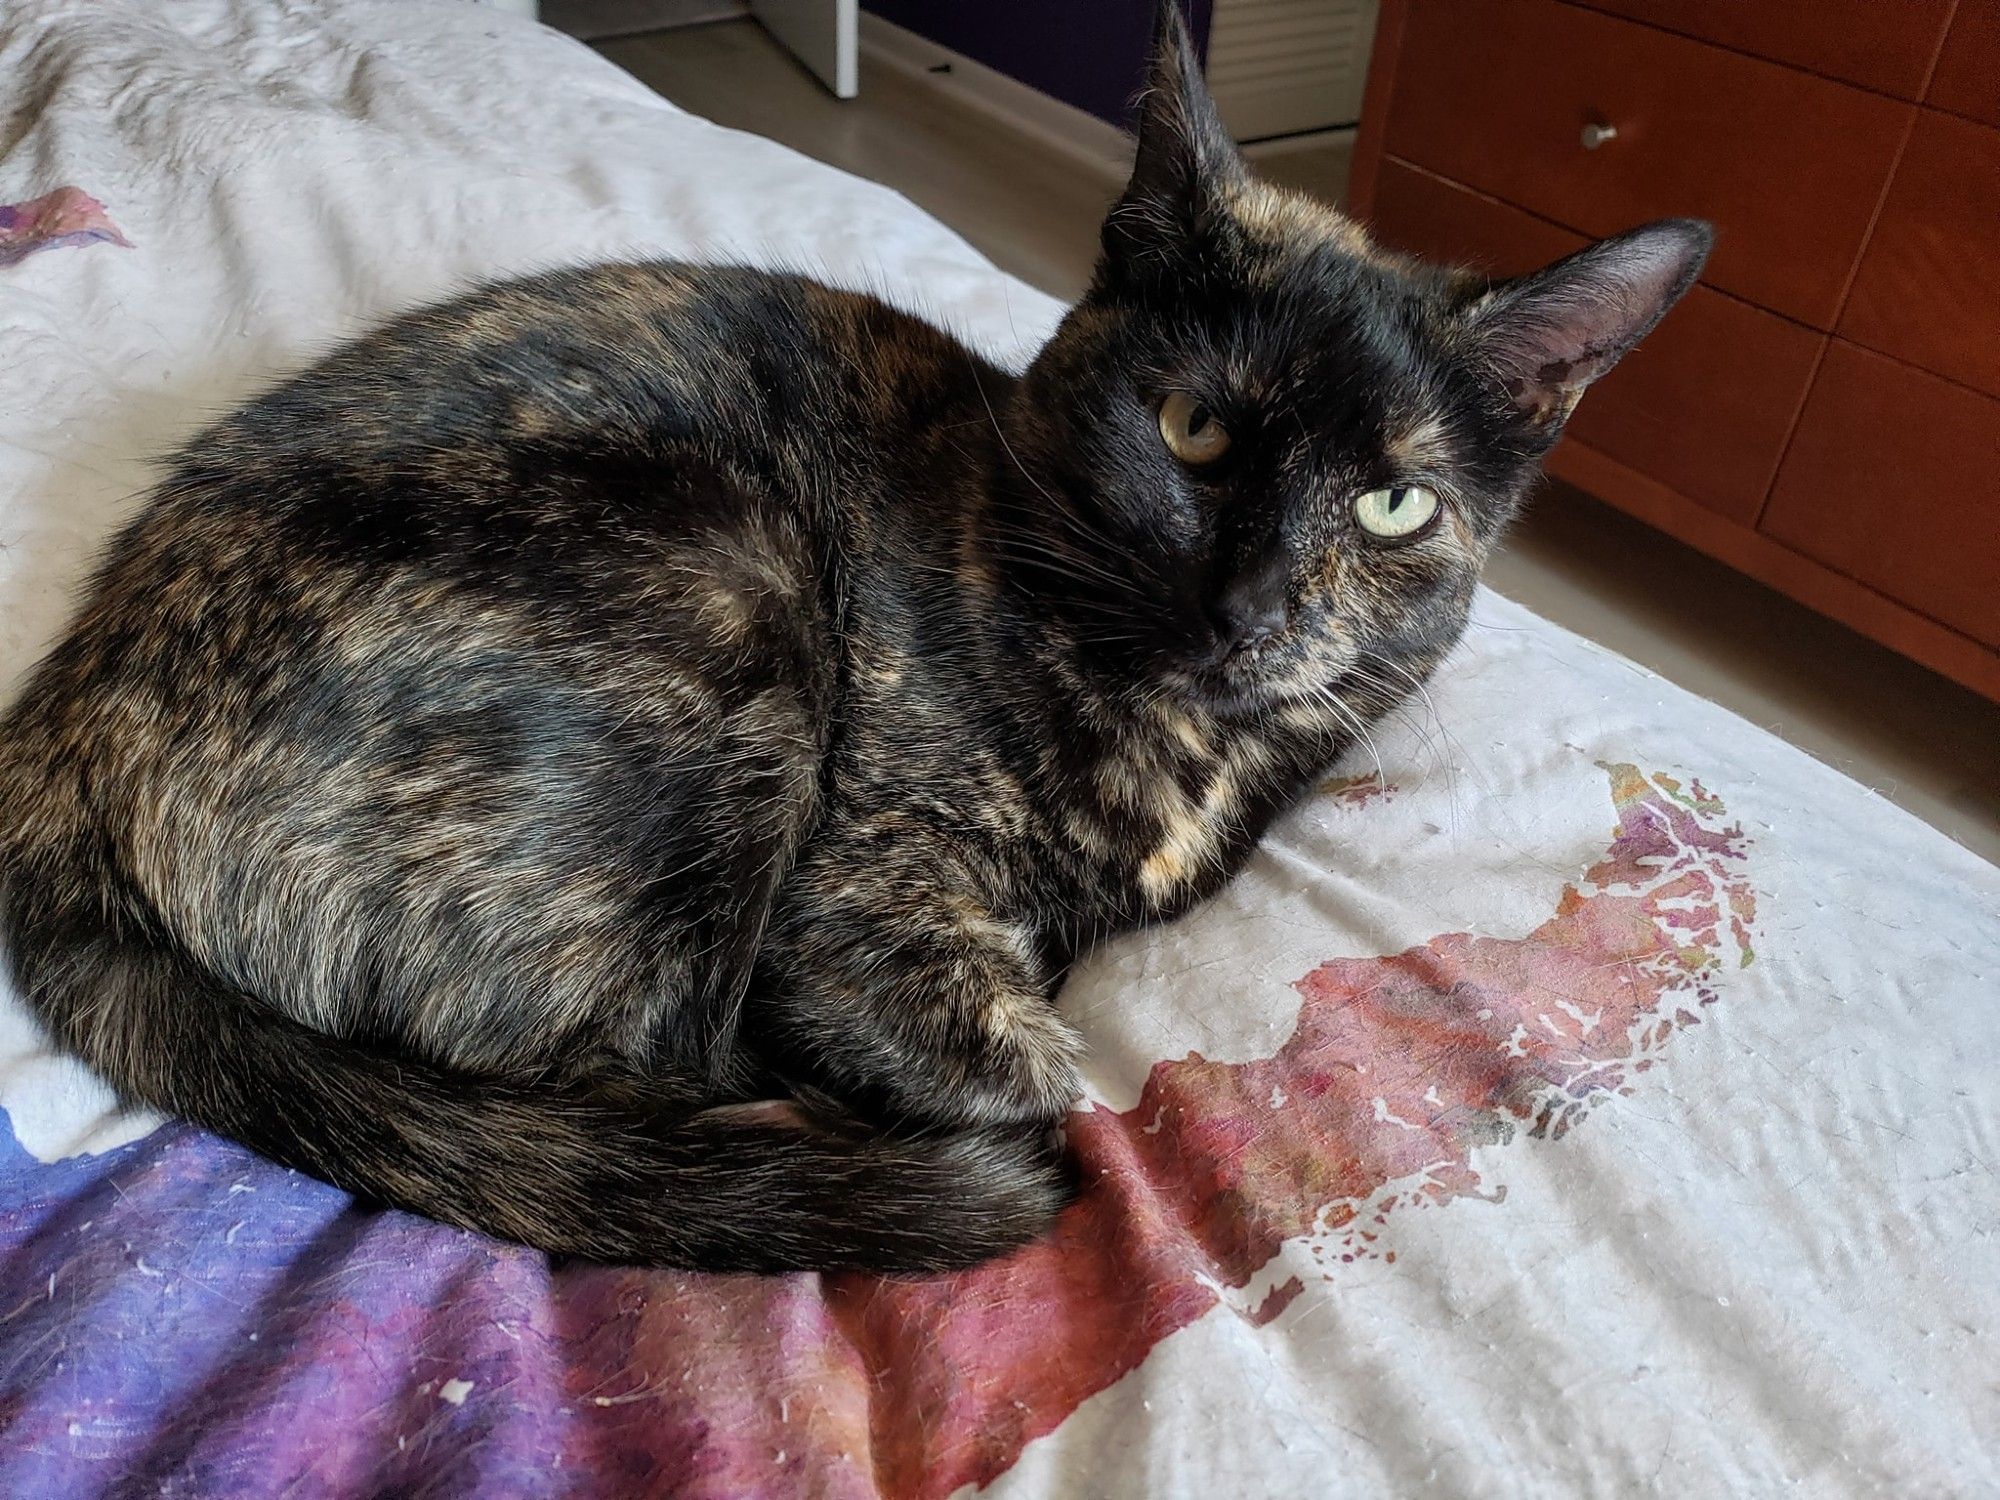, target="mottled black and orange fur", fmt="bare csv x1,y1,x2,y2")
0,10,1708,1271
